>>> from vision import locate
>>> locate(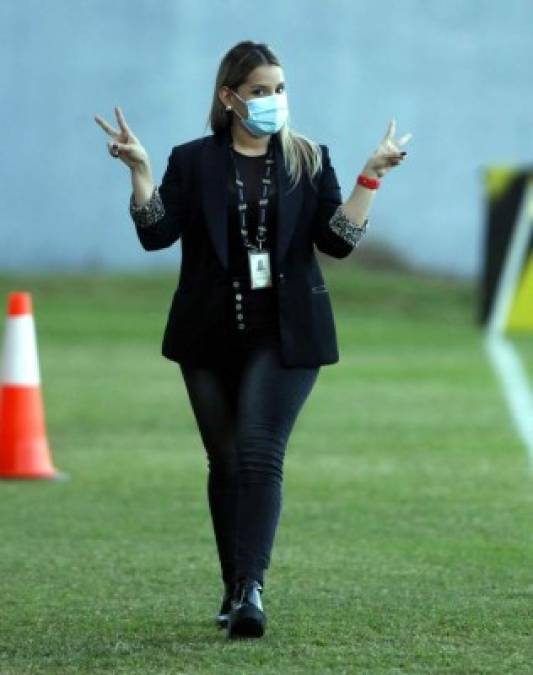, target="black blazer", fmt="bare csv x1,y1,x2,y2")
133,126,360,368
